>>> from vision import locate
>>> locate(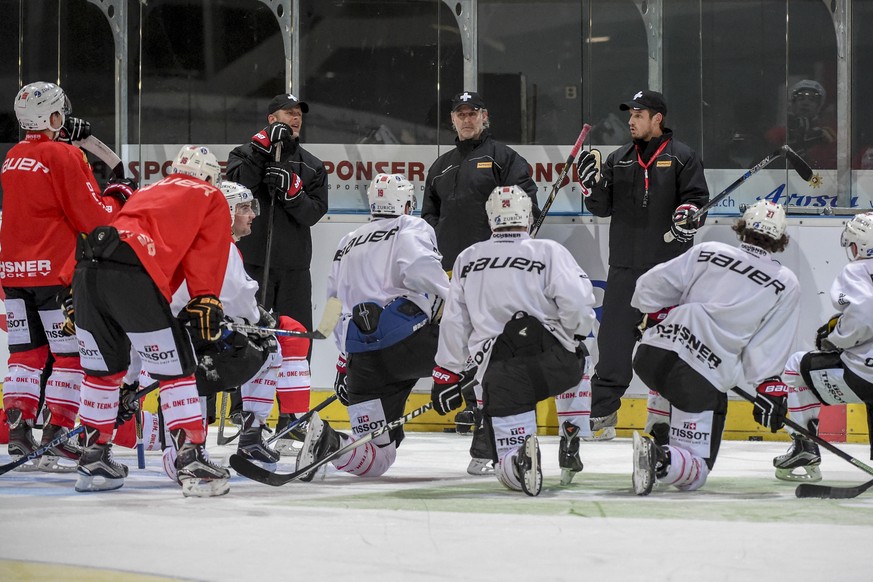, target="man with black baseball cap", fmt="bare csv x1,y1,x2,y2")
575,89,710,442
422,90,540,470
226,93,328,446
